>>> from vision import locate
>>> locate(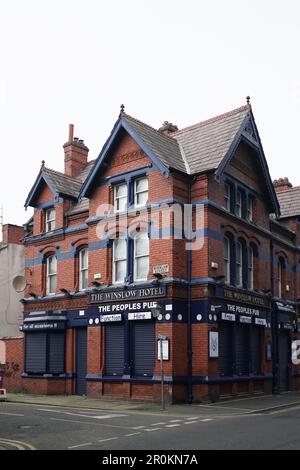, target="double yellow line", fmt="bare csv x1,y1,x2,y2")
0,438,36,450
